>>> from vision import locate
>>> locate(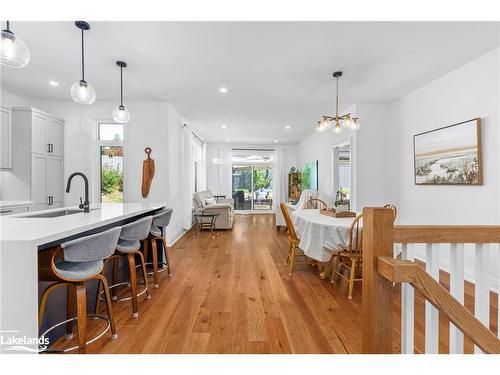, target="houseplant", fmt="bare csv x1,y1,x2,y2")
334,188,350,212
